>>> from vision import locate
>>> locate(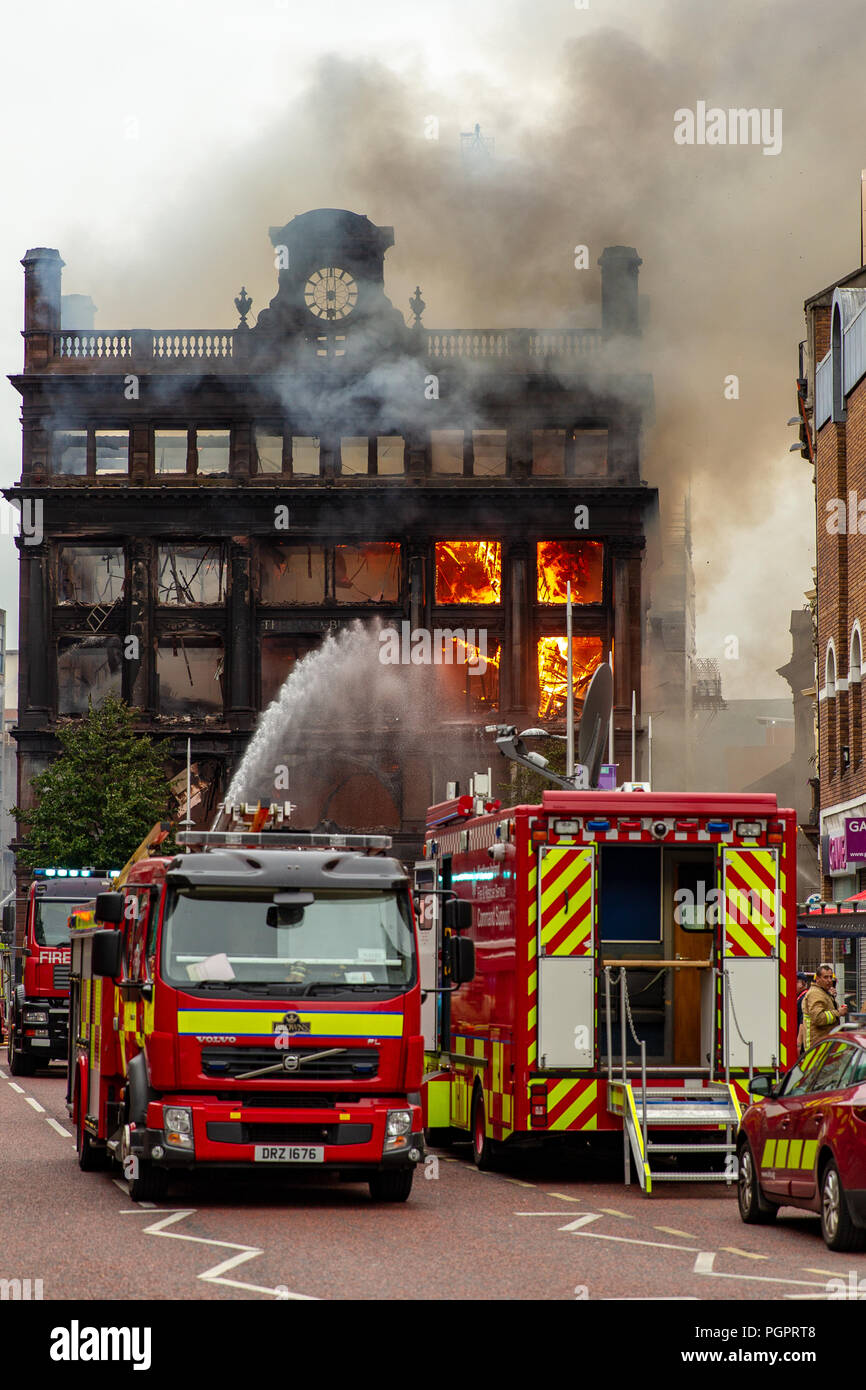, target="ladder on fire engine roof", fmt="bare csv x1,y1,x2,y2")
604,967,741,1194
